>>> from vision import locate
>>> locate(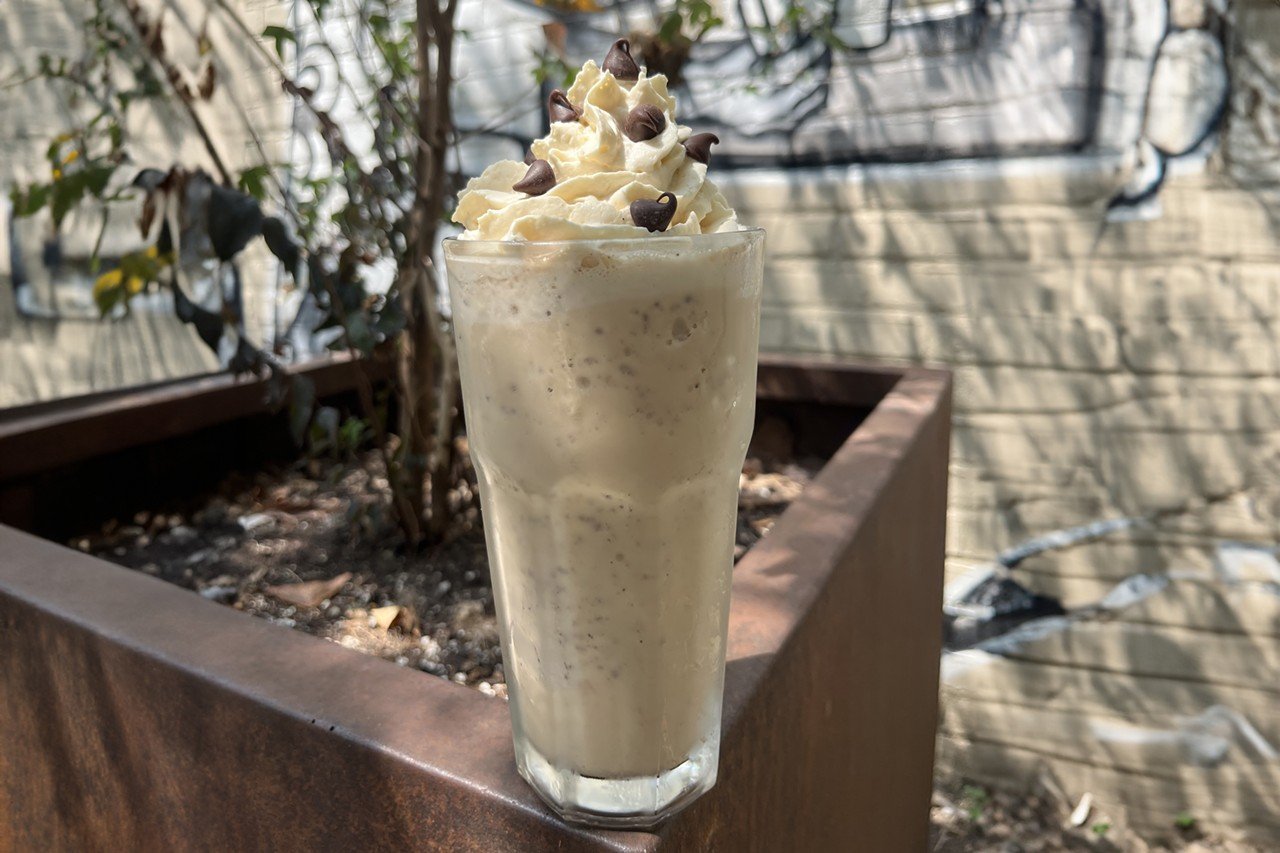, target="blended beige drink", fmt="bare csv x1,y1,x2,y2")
446,41,762,827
